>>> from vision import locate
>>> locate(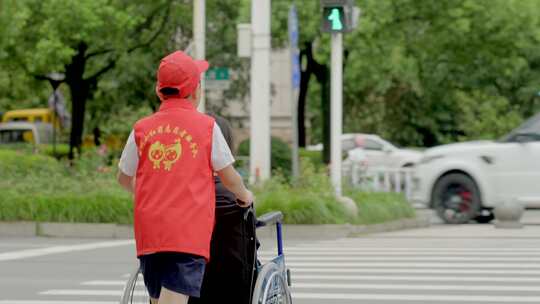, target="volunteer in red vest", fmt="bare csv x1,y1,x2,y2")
117,50,253,304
